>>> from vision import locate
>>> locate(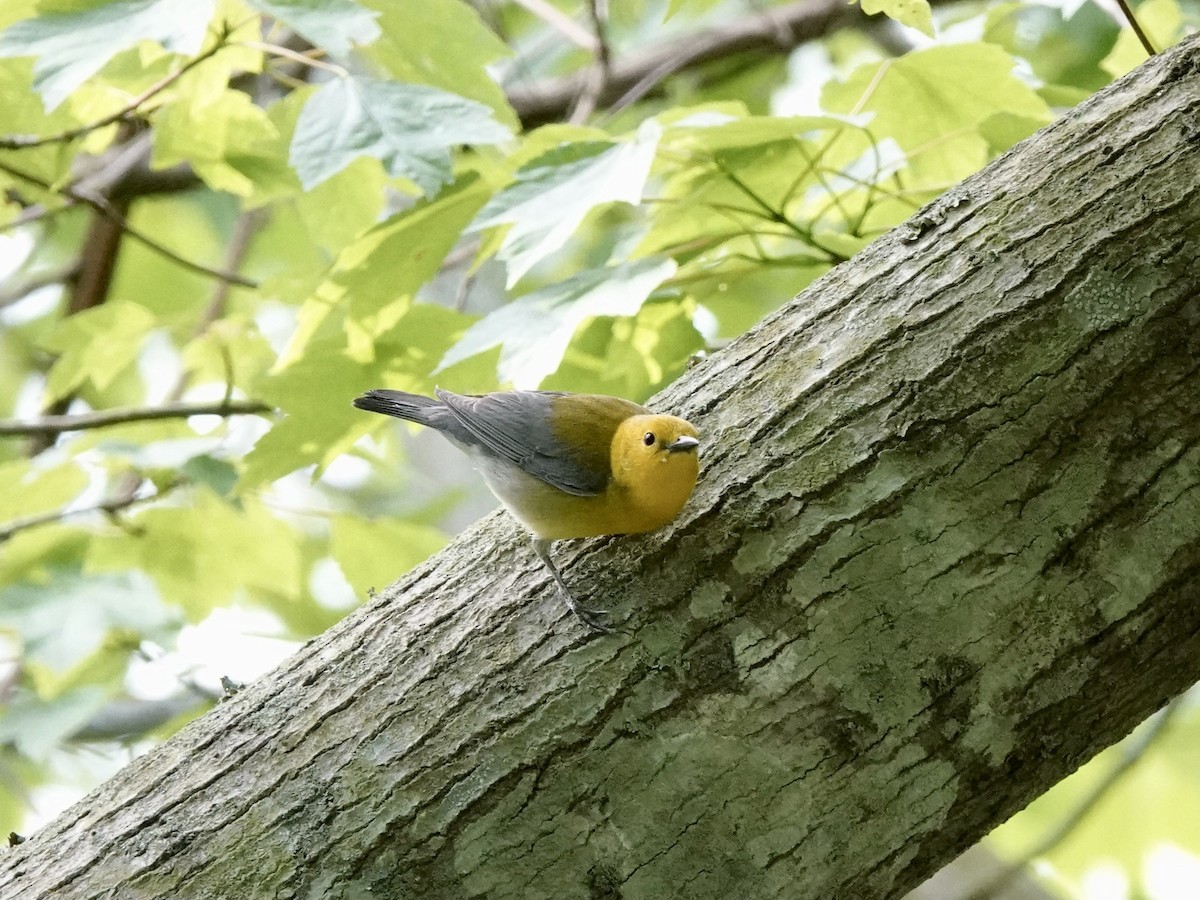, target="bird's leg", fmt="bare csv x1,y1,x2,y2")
531,538,614,633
